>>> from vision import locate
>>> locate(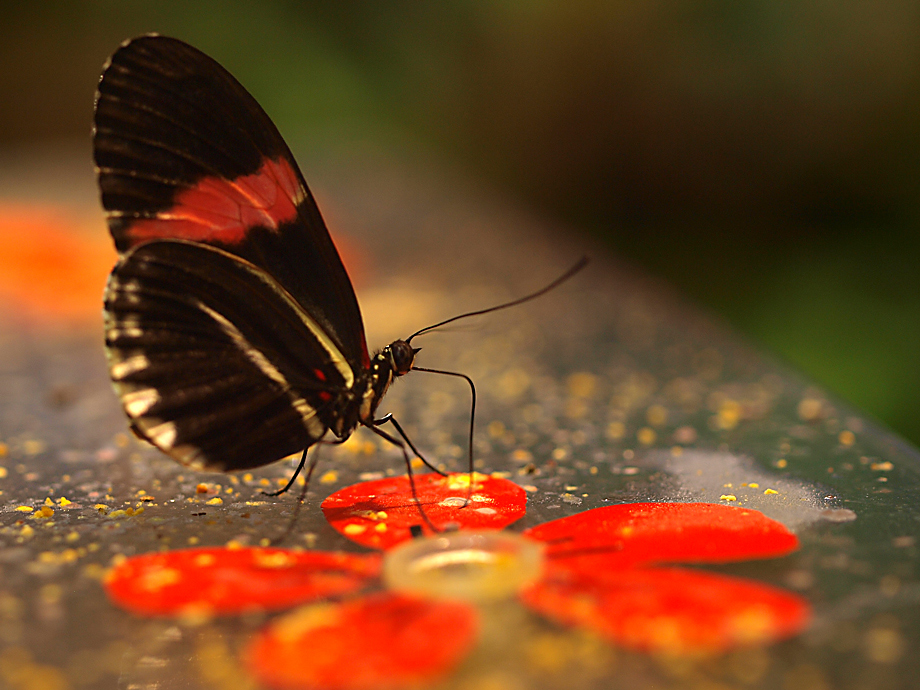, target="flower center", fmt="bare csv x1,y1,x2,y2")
382,531,543,602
